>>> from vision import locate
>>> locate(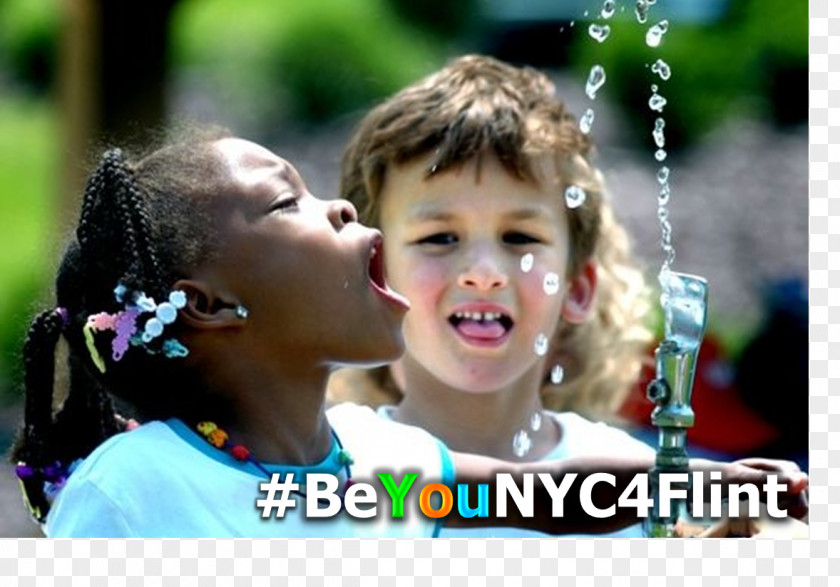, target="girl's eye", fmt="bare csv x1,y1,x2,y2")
416,233,458,246
273,196,299,213
503,232,541,245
